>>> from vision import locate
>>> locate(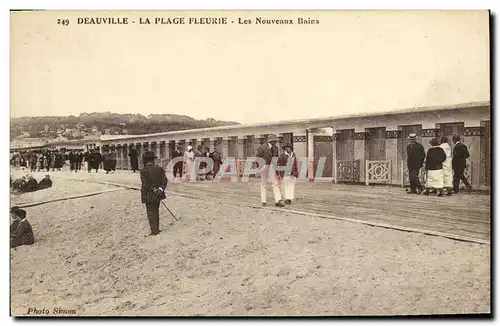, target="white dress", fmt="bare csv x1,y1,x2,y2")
439,143,453,188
